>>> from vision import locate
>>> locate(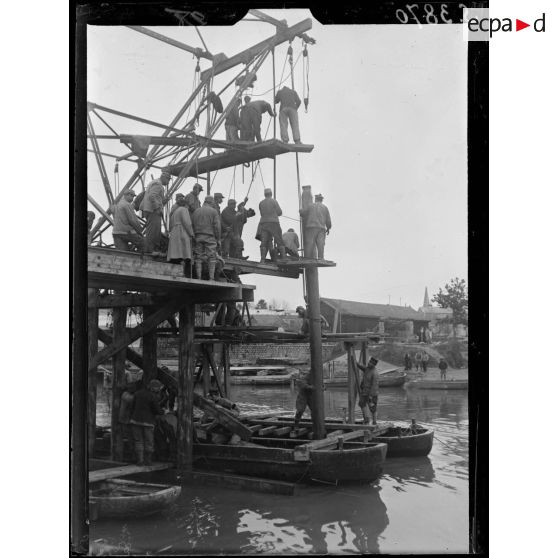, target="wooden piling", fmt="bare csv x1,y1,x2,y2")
345,342,355,423
177,303,195,474
111,307,127,461
305,266,326,439
87,304,99,455
142,306,158,384
202,344,211,395
223,343,231,398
